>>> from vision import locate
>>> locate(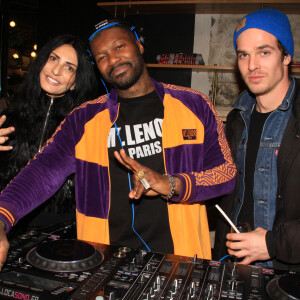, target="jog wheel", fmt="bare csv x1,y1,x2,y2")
27,239,103,272
267,273,300,300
